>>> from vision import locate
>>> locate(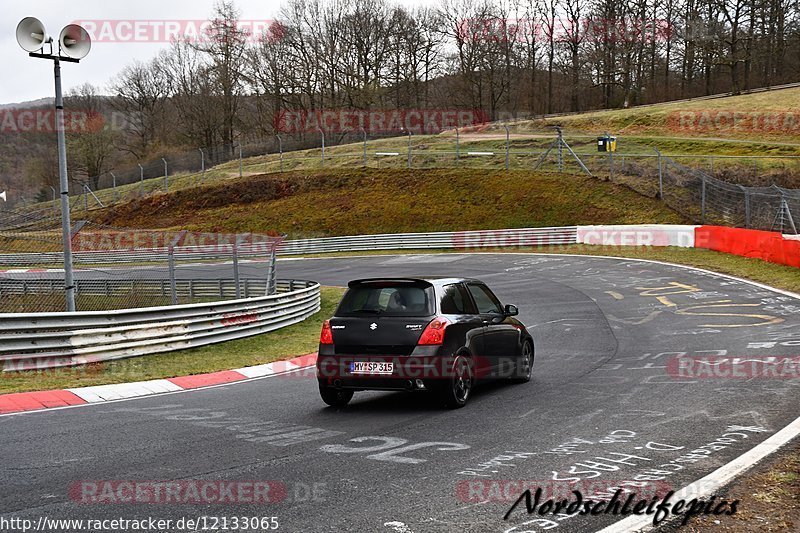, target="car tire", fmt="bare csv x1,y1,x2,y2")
319,385,354,407
437,354,474,409
512,340,534,383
